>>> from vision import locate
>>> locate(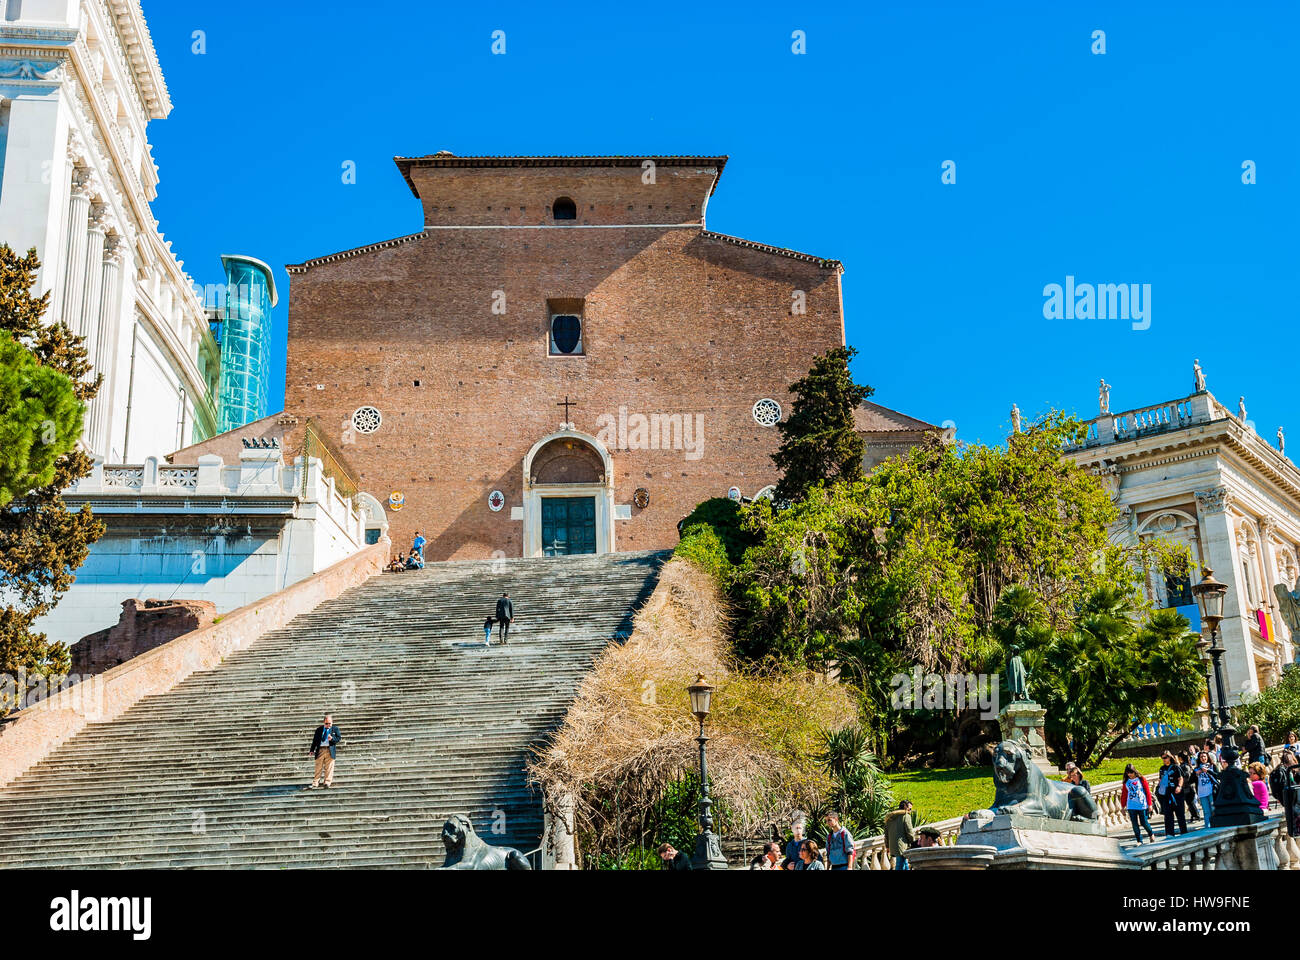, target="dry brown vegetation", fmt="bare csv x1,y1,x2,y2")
529,557,857,861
